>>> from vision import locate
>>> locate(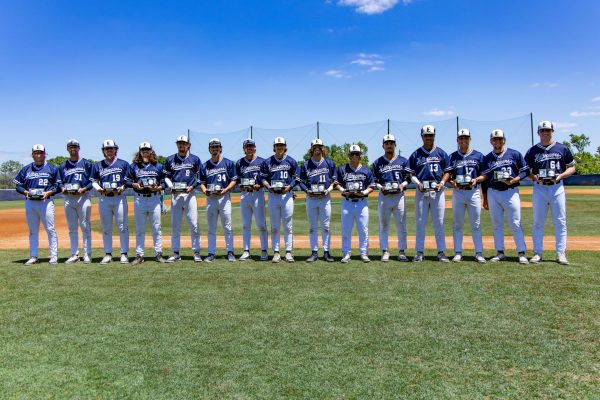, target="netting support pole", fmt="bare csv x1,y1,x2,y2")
187,129,190,144
530,112,534,146
250,125,253,139
387,118,390,134
317,121,320,139
456,116,460,133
